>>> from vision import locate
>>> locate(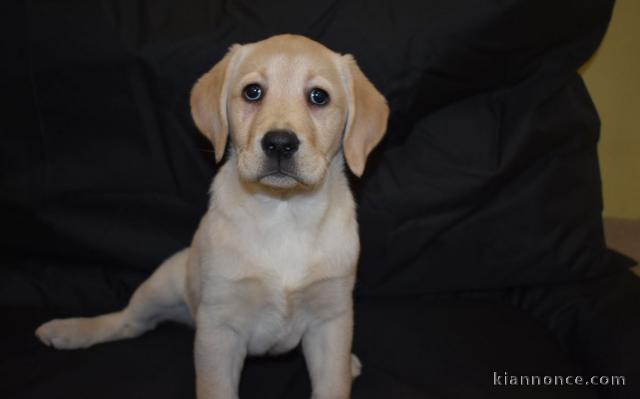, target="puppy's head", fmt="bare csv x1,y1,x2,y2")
191,34,389,189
